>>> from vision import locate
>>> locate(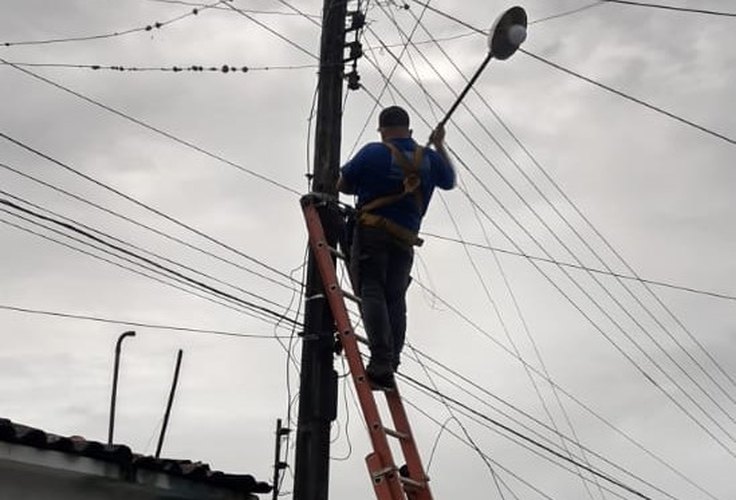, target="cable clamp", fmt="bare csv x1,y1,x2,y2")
346,70,361,90
346,11,366,32
343,41,363,63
